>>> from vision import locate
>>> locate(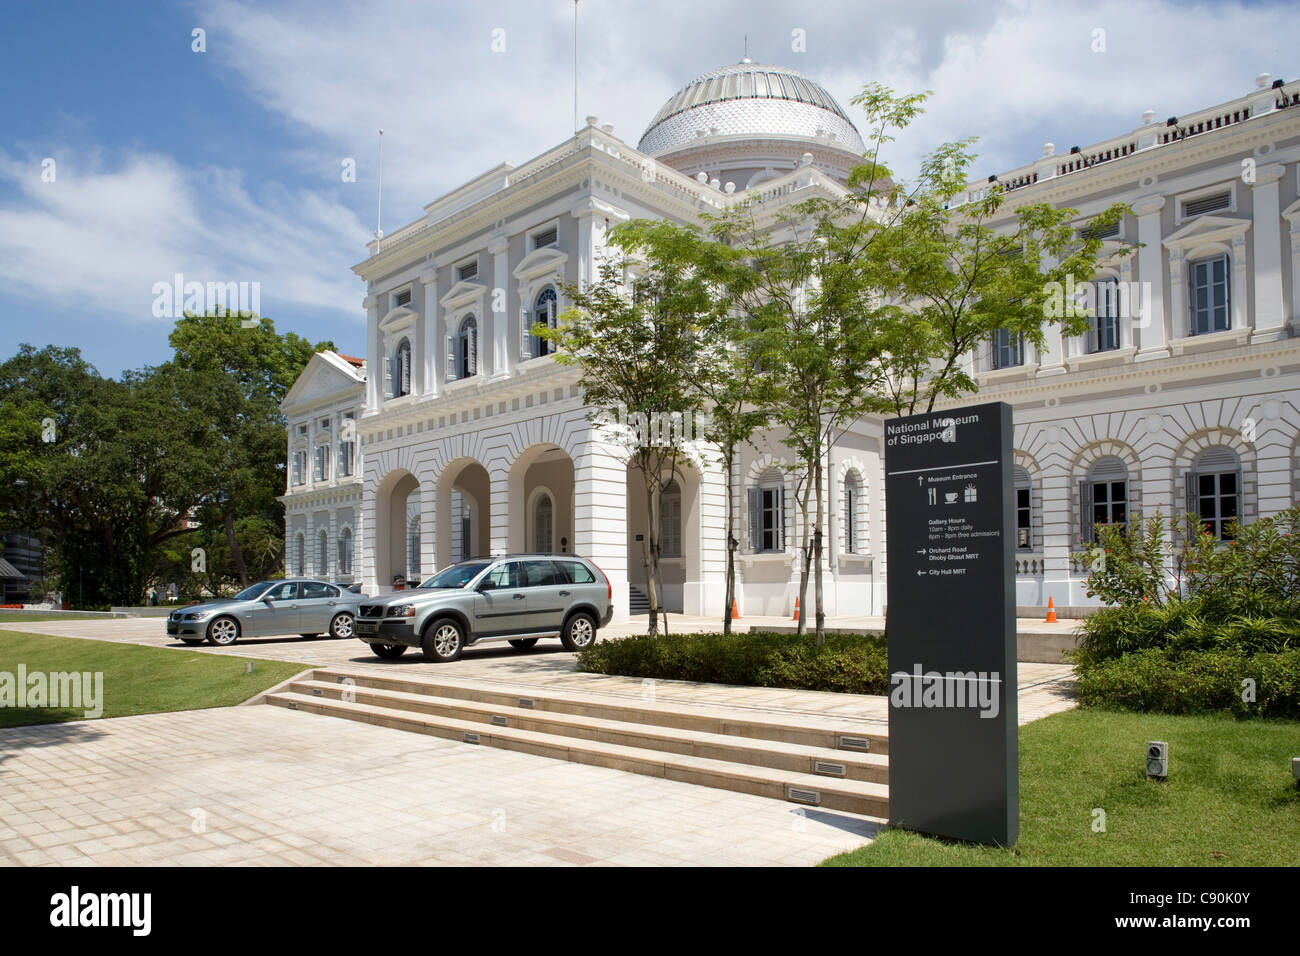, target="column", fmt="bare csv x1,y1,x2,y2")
573,437,629,623
488,235,510,380
488,465,511,556
686,458,726,617
420,267,439,396
1252,164,1286,340
1133,195,1169,361
570,197,629,290
1284,196,1300,333
363,294,381,411
419,477,437,578
1037,250,1065,375
1038,465,1075,606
